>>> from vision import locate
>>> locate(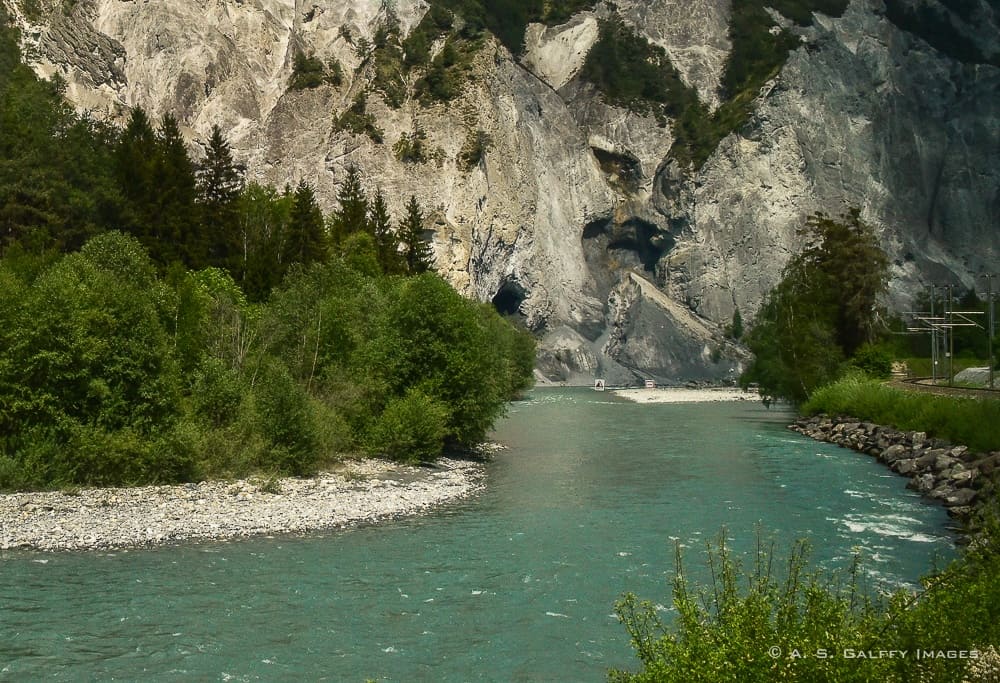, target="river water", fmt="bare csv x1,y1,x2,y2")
1,389,955,681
